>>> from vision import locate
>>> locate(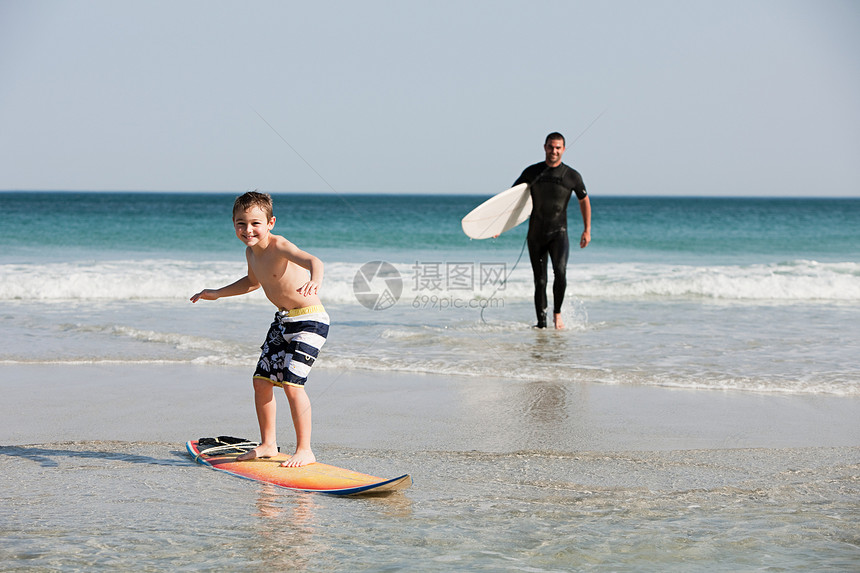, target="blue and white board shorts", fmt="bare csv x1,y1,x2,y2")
253,305,329,388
